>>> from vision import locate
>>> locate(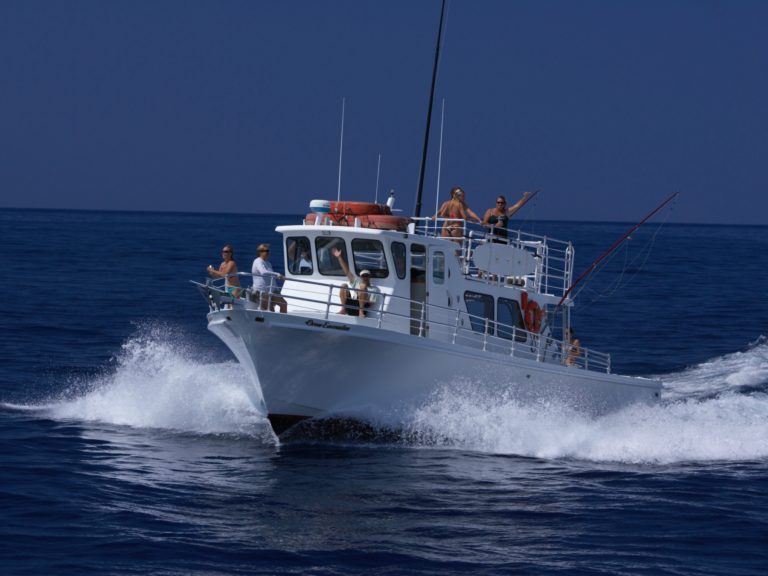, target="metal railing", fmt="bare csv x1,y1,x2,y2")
410,217,574,298
194,274,611,374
